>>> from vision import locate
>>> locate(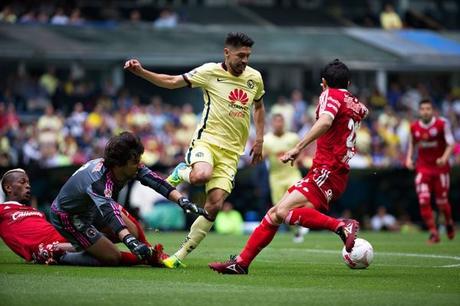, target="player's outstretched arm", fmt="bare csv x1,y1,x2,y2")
137,166,208,217
281,113,333,166
124,59,187,89
250,99,265,165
